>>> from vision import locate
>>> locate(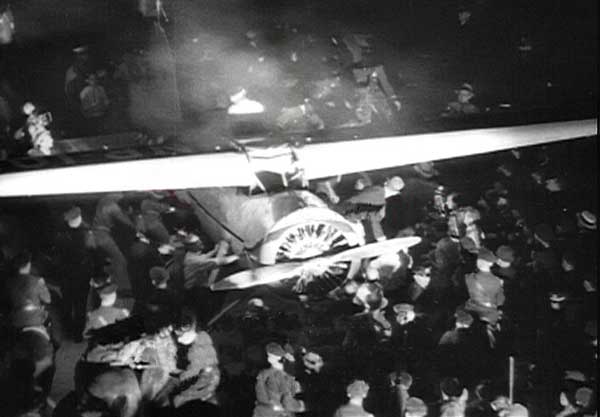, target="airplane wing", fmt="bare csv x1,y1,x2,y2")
0,118,595,197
